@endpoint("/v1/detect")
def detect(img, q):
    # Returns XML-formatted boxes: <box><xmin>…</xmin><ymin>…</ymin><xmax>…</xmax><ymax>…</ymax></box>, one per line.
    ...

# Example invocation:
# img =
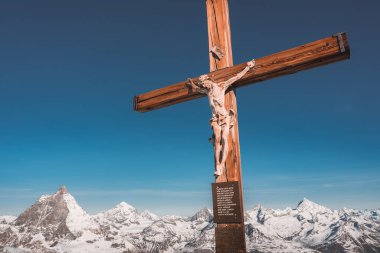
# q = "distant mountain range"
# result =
<box><xmin>0</xmin><ymin>186</ymin><xmax>379</xmax><ymax>253</ymax></box>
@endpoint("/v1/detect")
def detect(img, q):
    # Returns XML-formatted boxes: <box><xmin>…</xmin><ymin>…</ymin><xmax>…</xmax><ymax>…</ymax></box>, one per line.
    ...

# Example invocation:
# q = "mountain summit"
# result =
<box><xmin>1</xmin><ymin>188</ymin><xmax>379</xmax><ymax>253</ymax></box>
<box><xmin>190</xmin><ymin>207</ymin><xmax>213</xmax><ymax>222</ymax></box>
<box><xmin>297</xmin><ymin>198</ymin><xmax>331</xmax><ymax>213</ymax></box>
<box><xmin>58</xmin><ymin>185</ymin><xmax>68</xmax><ymax>194</ymax></box>
<box><xmin>16</xmin><ymin>186</ymin><xmax>98</xmax><ymax>237</ymax></box>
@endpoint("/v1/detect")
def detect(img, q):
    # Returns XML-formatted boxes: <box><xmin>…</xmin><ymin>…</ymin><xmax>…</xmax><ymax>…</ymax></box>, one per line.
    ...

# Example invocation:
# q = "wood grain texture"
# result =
<box><xmin>134</xmin><ymin>33</ymin><xmax>350</xmax><ymax>112</ymax></box>
<box><xmin>215</xmin><ymin>224</ymin><xmax>246</xmax><ymax>253</ymax></box>
<box><xmin>205</xmin><ymin>0</ymin><xmax>247</xmax><ymax>252</ymax></box>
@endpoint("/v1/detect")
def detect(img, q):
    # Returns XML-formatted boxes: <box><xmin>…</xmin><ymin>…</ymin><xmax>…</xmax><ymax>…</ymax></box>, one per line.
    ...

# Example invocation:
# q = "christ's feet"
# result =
<box><xmin>214</xmin><ymin>165</ymin><xmax>223</xmax><ymax>176</ymax></box>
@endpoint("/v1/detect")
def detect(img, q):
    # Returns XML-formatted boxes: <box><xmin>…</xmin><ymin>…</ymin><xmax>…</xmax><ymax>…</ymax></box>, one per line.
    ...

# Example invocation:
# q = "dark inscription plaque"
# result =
<box><xmin>212</xmin><ymin>181</ymin><xmax>242</xmax><ymax>223</ymax></box>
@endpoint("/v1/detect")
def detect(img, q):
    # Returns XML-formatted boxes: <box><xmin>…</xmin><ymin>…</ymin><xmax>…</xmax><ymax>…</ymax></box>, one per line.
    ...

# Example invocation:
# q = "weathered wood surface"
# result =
<box><xmin>215</xmin><ymin>224</ymin><xmax>246</xmax><ymax>253</ymax></box>
<box><xmin>134</xmin><ymin>33</ymin><xmax>350</xmax><ymax>113</ymax></box>
<box><xmin>206</xmin><ymin>0</ymin><xmax>233</xmax><ymax>70</ymax></box>
<box><xmin>205</xmin><ymin>0</ymin><xmax>247</xmax><ymax>252</ymax></box>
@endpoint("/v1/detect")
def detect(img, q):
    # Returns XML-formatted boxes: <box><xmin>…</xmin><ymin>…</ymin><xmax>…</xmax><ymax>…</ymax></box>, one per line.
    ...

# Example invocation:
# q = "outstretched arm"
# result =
<box><xmin>186</xmin><ymin>78</ymin><xmax>206</xmax><ymax>94</ymax></box>
<box><xmin>224</xmin><ymin>60</ymin><xmax>255</xmax><ymax>89</ymax></box>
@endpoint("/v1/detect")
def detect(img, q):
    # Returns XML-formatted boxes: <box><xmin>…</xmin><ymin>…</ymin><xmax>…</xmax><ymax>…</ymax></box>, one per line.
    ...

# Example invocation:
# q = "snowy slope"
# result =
<box><xmin>1</xmin><ymin>188</ymin><xmax>379</xmax><ymax>253</ymax></box>
<box><xmin>245</xmin><ymin>198</ymin><xmax>380</xmax><ymax>253</ymax></box>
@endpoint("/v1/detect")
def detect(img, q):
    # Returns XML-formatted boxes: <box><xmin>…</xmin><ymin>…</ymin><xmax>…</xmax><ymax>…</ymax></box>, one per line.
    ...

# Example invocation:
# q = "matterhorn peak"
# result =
<box><xmin>57</xmin><ymin>185</ymin><xmax>68</xmax><ymax>194</ymax></box>
<box><xmin>15</xmin><ymin>185</ymin><xmax>99</xmax><ymax>240</ymax></box>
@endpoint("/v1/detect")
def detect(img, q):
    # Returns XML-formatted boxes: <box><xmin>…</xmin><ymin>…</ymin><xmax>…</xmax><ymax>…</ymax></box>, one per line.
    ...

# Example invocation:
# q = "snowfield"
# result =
<box><xmin>0</xmin><ymin>187</ymin><xmax>379</xmax><ymax>253</ymax></box>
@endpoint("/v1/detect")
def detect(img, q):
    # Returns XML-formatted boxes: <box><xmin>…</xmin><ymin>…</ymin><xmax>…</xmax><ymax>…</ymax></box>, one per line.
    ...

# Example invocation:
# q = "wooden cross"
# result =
<box><xmin>133</xmin><ymin>0</ymin><xmax>350</xmax><ymax>252</ymax></box>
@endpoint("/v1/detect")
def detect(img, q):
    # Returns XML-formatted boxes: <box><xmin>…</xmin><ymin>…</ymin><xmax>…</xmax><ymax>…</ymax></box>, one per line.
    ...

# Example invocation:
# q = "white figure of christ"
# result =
<box><xmin>186</xmin><ymin>60</ymin><xmax>255</xmax><ymax>176</ymax></box>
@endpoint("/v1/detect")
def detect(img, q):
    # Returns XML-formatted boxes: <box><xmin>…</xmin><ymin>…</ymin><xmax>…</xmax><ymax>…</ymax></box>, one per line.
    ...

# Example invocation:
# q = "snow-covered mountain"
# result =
<box><xmin>245</xmin><ymin>198</ymin><xmax>380</xmax><ymax>253</ymax></box>
<box><xmin>0</xmin><ymin>187</ymin><xmax>379</xmax><ymax>253</ymax></box>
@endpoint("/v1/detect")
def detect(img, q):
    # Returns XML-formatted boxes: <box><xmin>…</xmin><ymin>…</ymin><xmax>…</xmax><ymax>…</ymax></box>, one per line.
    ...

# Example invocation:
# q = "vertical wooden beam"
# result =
<box><xmin>206</xmin><ymin>0</ymin><xmax>247</xmax><ymax>252</ymax></box>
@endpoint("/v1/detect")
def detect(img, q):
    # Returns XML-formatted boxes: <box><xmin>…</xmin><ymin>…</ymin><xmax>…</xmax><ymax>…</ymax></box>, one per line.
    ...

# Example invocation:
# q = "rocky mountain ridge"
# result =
<box><xmin>0</xmin><ymin>187</ymin><xmax>379</xmax><ymax>253</ymax></box>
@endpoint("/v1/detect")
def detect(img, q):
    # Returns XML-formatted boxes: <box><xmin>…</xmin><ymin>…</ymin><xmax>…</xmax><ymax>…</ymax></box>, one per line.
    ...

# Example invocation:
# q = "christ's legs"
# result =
<box><xmin>219</xmin><ymin>124</ymin><xmax>229</xmax><ymax>173</ymax></box>
<box><xmin>211</xmin><ymin>121</ymin><xmax>222</xmax><ymax>176</ymax></box>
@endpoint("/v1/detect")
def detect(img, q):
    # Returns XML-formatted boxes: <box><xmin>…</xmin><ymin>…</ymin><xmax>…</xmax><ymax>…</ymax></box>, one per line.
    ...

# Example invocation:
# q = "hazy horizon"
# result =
<box><xmin>2</xmin><ymin>185</ymin><xmax>380</xmax><ymax>217</ymax></box>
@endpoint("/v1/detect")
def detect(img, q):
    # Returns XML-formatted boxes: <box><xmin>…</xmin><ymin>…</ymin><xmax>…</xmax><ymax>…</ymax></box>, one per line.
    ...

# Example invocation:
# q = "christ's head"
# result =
<box><xmin>199</xmin><ymin>74</ymin><xmax>209</xmax><ymax>82</ymax></box>
<box><xmin>198</xmin><ymin>74</ymin><xmax>211</xmax><ymax>88</ymax></box>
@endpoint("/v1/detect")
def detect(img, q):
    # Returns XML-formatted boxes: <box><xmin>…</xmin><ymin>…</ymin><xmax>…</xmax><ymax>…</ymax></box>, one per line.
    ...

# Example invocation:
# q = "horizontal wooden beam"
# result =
<box><xmin>134</xmin><ymin>33</ymin><xmax>350</xmax><ymax>112</ymax></box>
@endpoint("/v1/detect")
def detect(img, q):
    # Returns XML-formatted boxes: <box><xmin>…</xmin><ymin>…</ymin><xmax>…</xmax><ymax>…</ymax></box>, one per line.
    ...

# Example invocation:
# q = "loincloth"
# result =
<box><xmin>210</xmin><ymin>110</ymin><xmax>235</xmax><ymax>128</ymax></box>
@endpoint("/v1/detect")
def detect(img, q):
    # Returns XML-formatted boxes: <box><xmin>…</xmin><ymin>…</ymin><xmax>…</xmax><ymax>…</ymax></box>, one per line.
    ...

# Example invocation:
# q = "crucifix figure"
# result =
<box><xmin>186</xmin><ymin>60</ymin><xmax>256</xmax><ymax>177</ymax></box>
<box><xmin>133</xmin><ymin>0</ymin><xmax>349</xmax><ymax>251</ymax></box>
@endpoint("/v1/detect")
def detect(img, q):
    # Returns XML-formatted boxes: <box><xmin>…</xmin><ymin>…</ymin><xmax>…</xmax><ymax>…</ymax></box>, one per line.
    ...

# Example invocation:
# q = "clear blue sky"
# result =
<box><xmin>1</xmin><ymin>0</ymin><xmax>379</xmax><ymax>216</ymax></box>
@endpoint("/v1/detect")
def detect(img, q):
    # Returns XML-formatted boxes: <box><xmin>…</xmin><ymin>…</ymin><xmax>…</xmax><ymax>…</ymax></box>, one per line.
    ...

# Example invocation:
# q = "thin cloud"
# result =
<box><xmin>0</xmin><ymin>188</ymin><xmax>36</xmax><ymax>198</ymax></box>
<box><xmin>0</xmin><ymin>188</ymin><xmax>33</xmax><ymax>192</ymax></box>
<box><xmin>244</xmin><ymin>188</ymin><xmax>301</xmax><ymax>194</ymax></box>
<box><xmin>72</xmin><ymin>189</ymin><xmax>208</xmax><ymax>197</ymax></box>
<box><xmin>249</xmin><ymin>173</ymin><xmax>380</xmax><ymax>186</ymax></box>
<box><xmin>244</xmin><ymin>177</ymin><xmax>380</xmax><ymax>194</ymax></box>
